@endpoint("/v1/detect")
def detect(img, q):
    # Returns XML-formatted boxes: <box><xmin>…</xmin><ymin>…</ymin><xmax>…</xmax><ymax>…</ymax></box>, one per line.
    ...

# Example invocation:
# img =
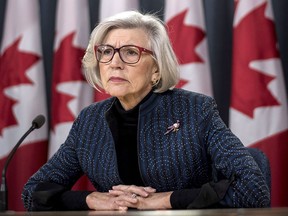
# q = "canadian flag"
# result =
<box><xmin>49</xmin><ymin>0</ymin><xmax>93</xmax><ymax>157</ymax></box>
<box><xmin>49</xmin><ymin>0</ymin><xmax>93</xmax><ymax>190</ymax></box>
<box><xmin>230</xmin><ymin>0</ymin><xmax>288</xmax><ymax>206</ymax></box>
<box><xmin>96</xmin><ymin>0</ymin><xmax>139</xmax><ymax>102</ymax></box>
<box><xmin>100</xmin><ymin>0</ymin><xmax>139</xmax><ymax>20</ymax></box>
<box><xmin>0</xmin><ymin>0</ymin><xmax>48</xmax><ymax>211</ymax></box>
<box><xmin>164</xmin><ymin>0</ymin><xmax>213</xmax><ymax>96</ymax></box>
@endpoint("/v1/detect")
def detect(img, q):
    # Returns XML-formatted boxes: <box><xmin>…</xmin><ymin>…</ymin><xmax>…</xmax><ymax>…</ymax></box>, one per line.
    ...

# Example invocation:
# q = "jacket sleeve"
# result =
<box><xmin>198</xmin><ymin>95</ymin><xmax>270</xmax><ymax>208</ymax></box>
<box><xmin>22</xmin><ymin>114</ymin><xmax>86</xmax><ymax>211</ymax></box>
<box><xmin>30</xmin><ymin>182</ymin><xmax>91</xmax><ymax>211</ymax></box>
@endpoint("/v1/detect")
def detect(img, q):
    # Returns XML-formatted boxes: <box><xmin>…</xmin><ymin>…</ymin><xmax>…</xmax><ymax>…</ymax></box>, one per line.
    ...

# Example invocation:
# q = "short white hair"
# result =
<box><xmin>82</xmin><ymin>10</ymin><xmax>180</xmax><ymax>93</ymax></box>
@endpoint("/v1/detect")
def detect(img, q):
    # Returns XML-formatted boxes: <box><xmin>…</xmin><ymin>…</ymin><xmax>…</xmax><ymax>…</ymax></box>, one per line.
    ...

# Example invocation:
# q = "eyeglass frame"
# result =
<box><xmin>94</xmin><ymin>44</ymin><xmax>154</xmax><ymax>64</ymax></box>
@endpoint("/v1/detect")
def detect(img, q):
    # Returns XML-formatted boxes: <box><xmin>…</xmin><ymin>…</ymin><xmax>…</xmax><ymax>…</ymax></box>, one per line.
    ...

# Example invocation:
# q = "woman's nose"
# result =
<box><xmin>109</xmin><ymin>51</ymin><xmax>124</xmax><ymax>66</ymax></box>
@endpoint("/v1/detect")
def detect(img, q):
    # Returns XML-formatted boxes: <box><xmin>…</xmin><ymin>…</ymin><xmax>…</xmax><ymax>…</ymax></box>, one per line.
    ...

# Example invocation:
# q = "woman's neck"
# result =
<box><xmin>117</xmin><ymin>89</ymin><xmax>153</xmax><ymax>111</ymax></box>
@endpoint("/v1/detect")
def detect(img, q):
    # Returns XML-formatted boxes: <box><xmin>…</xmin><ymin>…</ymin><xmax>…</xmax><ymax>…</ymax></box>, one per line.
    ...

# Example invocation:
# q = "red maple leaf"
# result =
<box><xmin>51</xmin><ymin>32</ymin><xmax>86</xmax><ymax>130</ymax></box>
<box><xmin>175</xmin><ymin>79</ymin><xmax>188</xmax><ymax>89</ymax></box>
<box><xmin>167</xmin><ymin>9</ymin><xmax>205</xmax><ymax>88</ymax></box>
<box><xmin>0</xmin><ymin>37</ymin><xmax>40</xmax><ymax>135</ymax></box>
<box><xmin>167</xmin><ymin>9</ymin><xmax>205</xmax><ymax>65</ymax></box>
<box><xmin>231</xmin><ymin>3</ymin><xmax>280</xmax><ymax>118</ymax></box>
<box><xmin>94</xmin><ymin>91</ymin><xmax>110</xmax><ymax>102</ymax></box>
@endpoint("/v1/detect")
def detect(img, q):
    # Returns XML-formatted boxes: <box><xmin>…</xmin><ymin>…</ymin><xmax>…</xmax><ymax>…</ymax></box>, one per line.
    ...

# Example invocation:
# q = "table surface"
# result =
<box><xmin>1</xmin><ymin>208</ymin><xmax>288</xmax><ymax>216</ymax></box>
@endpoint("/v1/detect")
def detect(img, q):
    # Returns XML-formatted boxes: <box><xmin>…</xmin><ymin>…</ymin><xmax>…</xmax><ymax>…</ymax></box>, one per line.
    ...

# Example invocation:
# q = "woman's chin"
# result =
<box><xmin>105</xmin><ymin>89</ymin><xmax>129</xmax><ymax>98</ymax></box>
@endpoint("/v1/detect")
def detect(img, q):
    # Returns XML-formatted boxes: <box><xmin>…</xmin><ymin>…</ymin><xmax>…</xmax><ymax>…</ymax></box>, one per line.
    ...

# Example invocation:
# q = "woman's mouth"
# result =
<box><xmin>108</xmin><ymin>76</ymin><xmax>127</xmax><ymax>83</ymax></box>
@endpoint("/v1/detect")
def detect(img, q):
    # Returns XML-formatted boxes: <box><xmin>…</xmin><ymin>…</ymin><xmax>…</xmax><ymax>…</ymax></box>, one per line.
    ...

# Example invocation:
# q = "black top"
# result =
<box><xmin>113</xmin><ymin>98</ymin><xmax>144</xmax><ymax>186</ymax></box>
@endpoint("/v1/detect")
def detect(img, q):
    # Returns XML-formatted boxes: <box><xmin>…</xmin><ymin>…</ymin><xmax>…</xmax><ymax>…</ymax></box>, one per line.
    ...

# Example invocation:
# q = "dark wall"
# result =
<box><xmin>1</xmin><ymin>0</ymin><xmax>287</xmax><ymax>125</ymax></box>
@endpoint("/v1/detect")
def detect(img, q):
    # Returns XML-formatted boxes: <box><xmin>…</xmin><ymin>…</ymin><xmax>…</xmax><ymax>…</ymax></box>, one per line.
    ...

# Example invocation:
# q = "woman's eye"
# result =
<box><xmin>103</xmin><ymin>49</ymin><xmax>113</xmax><ymax>55</ymax></box>
<box><xmin>126</xmin><ymin>49</ymin><xmax>138</xmax><ymax>56</ymax></box>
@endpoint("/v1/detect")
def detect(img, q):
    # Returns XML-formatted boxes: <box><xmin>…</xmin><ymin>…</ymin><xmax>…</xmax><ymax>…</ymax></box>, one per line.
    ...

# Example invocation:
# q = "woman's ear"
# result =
<box><xmin>151</xmin><ymin>70</ymin><xmax>160</xmax><ymax>86</ymax></box>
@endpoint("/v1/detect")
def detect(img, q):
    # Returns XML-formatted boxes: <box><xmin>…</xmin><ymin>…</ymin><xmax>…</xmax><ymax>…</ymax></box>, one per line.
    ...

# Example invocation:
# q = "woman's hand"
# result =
<box><xmin>86</xmin><ymin>191</ymin><xmax>138</xmax><ymax>211</ymax></box>
<box><xmin>109</xmin><ymin>184</ymin><xmax>173</xmax><ymax>210</ymax></box>
<box><xmin>110</xmin><ymin>184</ymin><xmax>156</xmax><ymax>198</ymax></box>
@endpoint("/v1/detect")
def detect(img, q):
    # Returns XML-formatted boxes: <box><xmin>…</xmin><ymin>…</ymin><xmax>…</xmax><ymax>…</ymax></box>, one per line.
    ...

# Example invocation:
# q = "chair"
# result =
<box><xmin>247</xmin><ymin>147</ymin><xmax>271</xmax><ymax>200</ymax></box>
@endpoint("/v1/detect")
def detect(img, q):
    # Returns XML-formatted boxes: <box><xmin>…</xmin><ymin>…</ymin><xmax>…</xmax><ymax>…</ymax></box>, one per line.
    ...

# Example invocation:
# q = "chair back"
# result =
<box><xmin>247</xmin><ymin>147</ymin><xmax>271</xmax><ymax>203</ymax></box>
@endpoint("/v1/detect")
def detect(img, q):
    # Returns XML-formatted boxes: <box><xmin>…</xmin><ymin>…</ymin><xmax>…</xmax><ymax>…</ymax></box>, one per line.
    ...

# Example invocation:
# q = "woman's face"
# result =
<box><xmin>98</xmin><ymin>28</ymin><xmax>158</xmax><ymax>110</ymax></box>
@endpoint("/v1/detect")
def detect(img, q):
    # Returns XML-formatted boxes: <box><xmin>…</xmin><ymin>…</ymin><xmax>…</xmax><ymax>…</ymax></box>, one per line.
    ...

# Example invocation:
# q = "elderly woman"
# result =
<box><xmin>22</xmin><ymin>11</ymin><xmax>270</xmax><ymax>211</ymax></box>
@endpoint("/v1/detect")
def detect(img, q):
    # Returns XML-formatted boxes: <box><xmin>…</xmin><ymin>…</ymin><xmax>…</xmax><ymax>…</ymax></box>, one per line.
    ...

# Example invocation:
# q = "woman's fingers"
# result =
<box><xmin>111</xmin><ymin>184</ymin><xmax>156</xmax><ymax>197</ymax></box>
<box><xmin>143</xmin><ymin>186</ymin><xmax>156</xmax><ymax>193</ymax></box>
<box><xmin>86</xmin><ymin>191</ymin><xmax>131</xmax><ymax>211</ymax></box>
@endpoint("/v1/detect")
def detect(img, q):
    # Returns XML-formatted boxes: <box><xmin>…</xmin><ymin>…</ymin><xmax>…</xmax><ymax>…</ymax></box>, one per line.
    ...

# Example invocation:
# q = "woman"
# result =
<box><xmin>22</xmin><ymin>10</ymin><xmax>270</xmax><ymax>211</ymax></box>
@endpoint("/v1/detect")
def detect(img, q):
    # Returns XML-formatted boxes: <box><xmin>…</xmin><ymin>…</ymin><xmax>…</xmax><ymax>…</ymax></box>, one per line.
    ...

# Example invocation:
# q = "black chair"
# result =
<box><xmin>247</xmin><ymin>147</ymin><xmax>271</xmax><ymax>204</ymax></box>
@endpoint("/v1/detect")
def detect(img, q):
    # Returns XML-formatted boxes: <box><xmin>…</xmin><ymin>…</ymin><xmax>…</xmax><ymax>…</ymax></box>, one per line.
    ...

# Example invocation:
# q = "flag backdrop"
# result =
<box><xmin>49</xmin><ymin>0</ymin><xmax>92</xmax><ymax>158</ymax></box>
<box><xmin>49</xmin><ymin>0</ymin><xmax>94</xmax><ymax>191</ymax></box>
<box><xmin>0</xmin><ymin>0</ymin><xmax>288</xmax><ymax>210</ymax></box>
<box><xmin>164</xmin><ymin>0</ymin><xmax>213</xmax><ymax>96</ymax></box>
<box><xmin>100</xmin><ymin>0</ymin><xmax>139</xmax><ymax>20</ymax></box>
<box><xmin>230</xmin><ymin>0</ymin><xmax>288</xmax><ymax>206</ymax></box>
<box><xmin>0</xmin><ymin>0</ymin><xmax>48</xmax><ymax>211</ymax></box>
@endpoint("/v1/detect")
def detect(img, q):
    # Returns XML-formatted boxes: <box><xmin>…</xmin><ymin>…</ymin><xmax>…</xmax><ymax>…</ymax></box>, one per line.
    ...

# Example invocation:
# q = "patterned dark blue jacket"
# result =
<box><xmin>22</xmin><ymin>89</ymin><xmax>270</xmax><ymax>210</ymax></box>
